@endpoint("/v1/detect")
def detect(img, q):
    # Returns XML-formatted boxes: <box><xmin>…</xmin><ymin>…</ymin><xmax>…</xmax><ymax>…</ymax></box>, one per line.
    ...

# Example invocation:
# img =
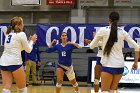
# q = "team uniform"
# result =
<box><xmin>0</xmin><ymin>31</ymin><xmax>33</xmax><ymax>72</ymax></box>
<box><xmin>90</xmin><ymin>26</ymin><xmax>139</xmax><ymax>74</ymax></box>
<box><xmin>46</xmin><ymin>43</ymin><xmax>78</xmax><ymax>81</ymax></box>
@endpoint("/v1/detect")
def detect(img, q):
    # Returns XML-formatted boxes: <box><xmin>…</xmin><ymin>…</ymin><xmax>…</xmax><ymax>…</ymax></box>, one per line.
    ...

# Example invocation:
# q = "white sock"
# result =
<box><xmin>2</xmin><ymin>89</ymin><xmax>11</xmax><ymax>93</ymax></box>
<box><xmin>19</xmin><ymin>87</ymin><xmax>27</xmax><ymax>93</ymax></box>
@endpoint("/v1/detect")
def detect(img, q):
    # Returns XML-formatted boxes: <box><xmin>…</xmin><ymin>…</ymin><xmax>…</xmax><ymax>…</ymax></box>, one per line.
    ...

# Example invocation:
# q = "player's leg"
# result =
<box><xmin>70</xmin><ymin>78</ymin><xmax>80</xmax><ymax>93</ymax></box>
<box><xmin>1</xmin><ymin>70</ymin><xmax>13</xmax><ymax>93</ymax></box>
<box><xmin>94</xmin><ymin>64</ymin><xmax>102</xmax><ymax>93</ymax></box>
<box><xmin>110</xmin><ymin>68</ymin><xmax>123</xmax><ymax>93</ymax></box>
<box><xmin>101</xmin><ymin>72</ymin><xmax>113</xmax><ymax>93</ymax></box>
<box><xmin>94</xmin><ymin>57</ymin><xmax>102</xmax><ymax>93</ymax></box>
<box><xmin>12</xmin><ymin>66</ymin><xmax>27</xmax><ymax>93</ymax></box>
<box><xmin>109</xmin><ymin>74</ymin><xmax>122</xmax><ymax>93</ymax></box>
<box><xmin>56</xmin><ymin>65</ymin><xmax>64</xmax><ymax>93</ymax></box>
<box><xmin>66</xmin><ymin>66</ymin><xmax>80</xmax><ymax>93</ymax></box>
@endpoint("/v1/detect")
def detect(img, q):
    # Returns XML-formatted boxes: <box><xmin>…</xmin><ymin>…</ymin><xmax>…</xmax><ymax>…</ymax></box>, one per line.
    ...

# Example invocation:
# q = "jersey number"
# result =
<box><xmin>62</xmin><ymin>51</ymin><xmax>66</xmax><ymax>56</ymax></box>
<box><xmin>6</xmin><ymin>35</ymin><xmax>12</xmax><ymax>43</ymax></box>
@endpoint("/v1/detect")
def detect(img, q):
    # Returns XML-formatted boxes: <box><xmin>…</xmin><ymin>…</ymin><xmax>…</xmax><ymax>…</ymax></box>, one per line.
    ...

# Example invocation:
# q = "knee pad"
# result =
<box><xmin>102</xmin><ymin>91</ymin><xmax>110</xmax><ymax>93</ymax></box>
<box><xmin>72</xmin><ymin>82</ymin><xmax>78</xmax><ymax>87</ymax></box>
<box><xmin>94</xmin><ymin>79</ymin><xmax>99</xmax><ymax>85</ymax></box>
<box><xmin>19</xmin><ymin>87</ymin><xmax>27</xmax><ymax>93</ymax></box>
<box><xmin>2</xmin><ymin>89</ymin><xmax>11</xmax><ymax>93</ymax></box>
<box><xmin>66</xmin><ymin>70</ymin><xmax>75</xmax><ymax>81</ymax></box>
<box><xmin>110</xmin><ymin>90</ymin><xmax>117</xmax><ymax>93</ymax></box>
<box><xmin>56</xmin><ymin>83</ymin><xmax>62</xmax><ymax>88</ymax></box>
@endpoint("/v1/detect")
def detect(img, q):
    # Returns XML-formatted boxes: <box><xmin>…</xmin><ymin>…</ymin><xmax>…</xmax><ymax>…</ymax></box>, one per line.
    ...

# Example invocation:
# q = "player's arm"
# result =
<box><xmin>46</xmin><ymin>39</ymin><xmax>57</xmax><ymax>53</ymax></box>
<box><xmin>20</xmin><ymin>32</ymin><xmax>37</xmax><ymax>53</ymax></box>
<box><xmin>67</xmin><ymin>41</ymin><xmax>82</xmax><ymax>48</ymax></box>
<box><xmin>48</xmin><ymin>39</ymin><xmax>57</xmax><ymax>48</ymax></box>
<box><xmin>84</xmin><ymin>39</ymin><xmax>91</xmax><ymax>45</ymax></box>
<box><xmin>84</xmin><ymin>32</ymin><xmax>95</xmax><ymax>44</ymax></box>
<box><xmin>84</xmin><ymin>39</ymin><xmax>102</xmax><ymax>48</ymax></box>
<box><xmin>124</xmin><ymin>32</ymin><xmax>139</xmax><ymax>70</ymax></box>
<box><xmin>89</xmin><ymin>33</ymin><xmax>102</xmax><ymax>49</ymax></box>
<box><xmin>85</xmin><ymin>31</ymin><xmax>102</xmax><ymax>47</ymax></box>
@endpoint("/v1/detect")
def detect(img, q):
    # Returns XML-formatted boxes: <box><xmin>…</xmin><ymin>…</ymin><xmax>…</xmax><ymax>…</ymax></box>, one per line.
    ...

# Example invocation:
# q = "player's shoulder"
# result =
<box><xmin>55</xmin><ymin>44</ymin><xmax>61</xmax><ymax>48</ymax></box>
<box><xmin>118</xmin><ymin>26</ymin><xmax>123</xmax><ymax>30</ymax></box>
<box><xmin>99</xmin><ymin>26</ymin><xmax>108</xmax><ymax>30</ymax></box>
<box><xmin>99</xmin><ymin>26</ymin><xmax>109</xmax><ymax>31</ymax></box>
<box><xmin>17</xmin><ymin>32</ymin><xmax>26</xmax><ymax>37</ymax></box>
<box><xmin>67</xmin><ymin>43</ymin><xmax>75</xmax><ymax>48</ymax></box>
<box><xmin>97</xmin><ymin>26</ymin><xmax>109</xmax><ymax>34</ymax></box>
<box><xmin>118</xmin><ymin>27</ymin><xmax>128</xmax><ymax>35</ymax></box>
<box><xmin>17</xmin><ymin>32</ymin><xmax>26</xmax><ymax>35</ymax></box>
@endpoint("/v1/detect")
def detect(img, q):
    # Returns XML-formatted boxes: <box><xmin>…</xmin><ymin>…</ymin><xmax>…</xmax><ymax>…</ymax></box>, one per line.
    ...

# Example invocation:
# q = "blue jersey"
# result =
<box><xmin>46</xmin><ymin>44</ymin><xmax>76</xmax><ymax>66</ymax></box>
<box><xmin>25</xmin><ymin>43</ymin><xmax>40</xmax><ymax>64</ymax></box>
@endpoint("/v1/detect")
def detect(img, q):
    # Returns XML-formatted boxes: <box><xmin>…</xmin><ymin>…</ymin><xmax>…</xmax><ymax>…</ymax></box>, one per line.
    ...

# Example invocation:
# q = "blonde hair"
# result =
<box><xmin>6</xmin><ymin>16</ymin><xmax>23</xmax><ymax>34</ymax></box>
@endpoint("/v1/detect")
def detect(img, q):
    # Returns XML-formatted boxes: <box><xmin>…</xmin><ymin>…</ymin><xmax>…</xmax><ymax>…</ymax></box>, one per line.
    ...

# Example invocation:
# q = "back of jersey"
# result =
<box><xmin>0</xmin><ymin>32</ymin><xmax>28</xmax><ymax>66</ymax></box>
<box><xmin>4</xmin><ymin>32</ymin><xmax>22</xmax><ymax>54</ymax></box>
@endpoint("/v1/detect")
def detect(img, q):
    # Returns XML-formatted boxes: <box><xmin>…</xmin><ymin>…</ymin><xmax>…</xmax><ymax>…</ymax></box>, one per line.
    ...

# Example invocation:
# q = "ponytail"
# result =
<box><xmin>103</xmin><ymin>12</ymin><xmax>119</xmax><ymax>56</ymax></box>
<box><xmin>104</xmin><ymin>21</ymin><xmax>118</xmax><ymax>56</ymax></box>
<box><xmin>6</xmin><ymin>26</ymin><xmax>13</xmax><ymax>34</ymax></box>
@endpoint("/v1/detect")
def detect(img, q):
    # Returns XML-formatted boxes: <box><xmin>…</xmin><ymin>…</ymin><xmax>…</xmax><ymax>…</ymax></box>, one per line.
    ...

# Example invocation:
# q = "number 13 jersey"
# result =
<box><xmin>0</xmin><ymin>32</ymin><xmax>33</xmax><ymax>66</ymax></box>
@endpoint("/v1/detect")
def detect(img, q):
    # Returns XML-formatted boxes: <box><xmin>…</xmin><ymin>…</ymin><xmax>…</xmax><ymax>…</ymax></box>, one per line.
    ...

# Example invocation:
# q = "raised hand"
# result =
<box><xmin>84</xmin><ymin>39</ymin><xmax>91</xmax><ymax>44</ymax></box>
<box><xmin>30</xmin><ymin>34</ymin><xmax>37</xmax><ymax>43</ymax></box>
<box><xmin>52</xmin><ymin>39</ymin><xmax>57</xmax><ymax>44</ymax></box>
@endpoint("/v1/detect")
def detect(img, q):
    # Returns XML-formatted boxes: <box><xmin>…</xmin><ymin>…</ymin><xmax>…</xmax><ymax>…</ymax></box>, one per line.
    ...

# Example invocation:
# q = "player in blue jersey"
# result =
<box><xmin>46</xmin><ymin>32</ymin><xmax>82</xmax><ymax>93</ymax></box>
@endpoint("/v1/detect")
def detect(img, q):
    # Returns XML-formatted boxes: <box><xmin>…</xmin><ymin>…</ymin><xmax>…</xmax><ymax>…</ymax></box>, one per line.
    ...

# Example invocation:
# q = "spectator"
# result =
<box><xmin>25</xmin><ymin>42</ymin><xmax>41</xmax><ymax>86</ymax></box>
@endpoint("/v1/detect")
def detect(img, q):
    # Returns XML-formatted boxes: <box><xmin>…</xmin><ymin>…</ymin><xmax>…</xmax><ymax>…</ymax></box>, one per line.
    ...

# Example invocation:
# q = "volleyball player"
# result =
<box><xmin>0</xmin><ymin>16</ymin><xmax>37</xmax><ymax>93</ymax></box>
<box><xmin>84</xmin><ymin>32</ymin><xmax>102</xmax><ymax>93</ymax></box>
<box><xmin>46</xmin><ymin>32</ymin><xmax>82</xmax><ymax>93</ymax></box>
<box><xmin>89</xmin><ymin>12</ymin><xmax>139</xmax><ymax>93</ymax></box>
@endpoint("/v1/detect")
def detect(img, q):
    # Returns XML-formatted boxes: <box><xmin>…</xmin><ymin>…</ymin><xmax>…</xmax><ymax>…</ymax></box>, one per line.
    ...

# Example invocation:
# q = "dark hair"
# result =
<box><xmin>60</xmin><ymin>32</ymin><xmax>67</xmax><ymax>37</ymax></box>
<box><xmin>6</xmin><ymin>16</ymin><xmax>23</xmax><ymax>34</ymax></box>
<box><xmin>103</xmin><ymin>12</ymin><xmax>120</xmax><ymax>56</ymax></box>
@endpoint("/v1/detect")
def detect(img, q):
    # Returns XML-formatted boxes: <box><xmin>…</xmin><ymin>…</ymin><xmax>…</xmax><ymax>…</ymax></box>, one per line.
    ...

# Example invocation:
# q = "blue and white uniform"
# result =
<box><xmin>47</xmin><ymin>43</ymin><xmax>79</xmax><ymax>80</ymax></box>
<box><xmin>47</xmin><ymin>44</ymin><xmax>77</xmax><ymax>66</ymax></box>
<box><xmin>90</xmin><ymin>26</ymin><xmax>139</xmax><ymax>74</ymax></box>
<box><xmin>0</xmin><ymin>31</ymin><xmax>33</xmax><ymax>72</ymax></box>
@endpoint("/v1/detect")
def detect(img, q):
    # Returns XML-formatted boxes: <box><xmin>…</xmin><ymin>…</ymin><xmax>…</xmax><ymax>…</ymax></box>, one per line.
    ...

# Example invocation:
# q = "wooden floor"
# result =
<box><xmin>0</xmin><ymin>85</ymin><xmax>92</xmax><ymax>93</ymax></box>
<box><xmin>0</xmin><ymin>85</ymin><xmax>140</xmax><ymax>93</ymax></box>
